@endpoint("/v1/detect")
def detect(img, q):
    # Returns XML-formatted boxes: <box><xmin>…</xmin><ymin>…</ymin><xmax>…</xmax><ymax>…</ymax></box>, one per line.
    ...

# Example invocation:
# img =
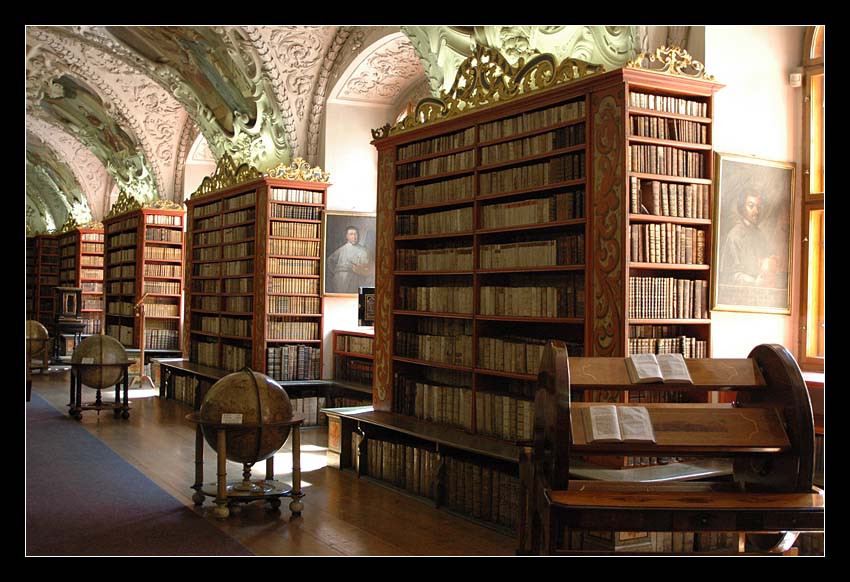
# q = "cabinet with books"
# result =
<box><xmin>332</xmin><ymin>329</ymin><xmax>375</xmax><ymax>404</ymax></box>
<box><xmin>185</xmin><ymin>156</ymin><xmax>329</xmax><ymax>380</ymax></box>
<box><xmin>103</xmin><ymin>195</ymin><xmax>186</xmax><ymax>350</ymax></box>
<box><xmin>57</xmin><ymin>220</ymin><xmax>105</xmax><ymax>335</ymax></box>
<box><xmin>34</xmin><ymin>233</ymin><xmax>59</xmax><ymax>335</ymax></box>
<box><xmin>366</xmin><ymin>47</ymin><xmax>723</xmax><ymax>528</ymax></box>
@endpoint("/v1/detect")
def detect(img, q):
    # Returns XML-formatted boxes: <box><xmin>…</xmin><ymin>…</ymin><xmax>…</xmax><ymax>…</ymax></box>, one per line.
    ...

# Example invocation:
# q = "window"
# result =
<box><xmin>799</xmin><ymin>26</ymin><xmax>824</xmax><ymax>371</ymax></box>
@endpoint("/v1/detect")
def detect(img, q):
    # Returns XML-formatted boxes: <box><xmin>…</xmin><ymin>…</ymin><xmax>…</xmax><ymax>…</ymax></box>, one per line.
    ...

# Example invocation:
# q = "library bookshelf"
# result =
<box><xmin>358</xmin><ymin>46</ymin><xmax>724</xmax><ymax>531</ymax></box>
<box><xmin>332</xmin><ymin>328</ymin><xmax>375</xmax><ymax>404</ymax></box>
<box><xmin>103</xmin><ymin>195</ymin><xmax>186</xmax><ymax>350</ymax></box>
<box><xmin>184</xmin><ymin>156</ymin><xmax>329</xmax><ymax>381</ymax></box>
<box><xmin>33</xmin><ymin>233</ymin><xmax>60</xmax><ymax>336</ymax></box>
<box><xmin>57</xmin><ymin>219</ymin><xmax>105</xmax><ymax>335</ymax></box>
<box><xmin>26</xmin><ymin>236</ymin><xmax>36</xmax><ymax>321</ymax></box>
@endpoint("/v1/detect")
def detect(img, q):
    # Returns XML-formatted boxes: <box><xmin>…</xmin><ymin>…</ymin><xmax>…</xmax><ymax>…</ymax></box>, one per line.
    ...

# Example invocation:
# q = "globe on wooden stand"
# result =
<box><xmin>26</xmin><ymin>320</ymin><xmax>50</xmax><ymax>373</ymax></box>
<box><xmin>186</xmin><ymin>368</ymin><xmax>305</xmax><ymax>519</ymax></box>
<box><xmin>68</xmin><ymin>334</ymin><xmax>132</xmax><ymax>420</ymax></box>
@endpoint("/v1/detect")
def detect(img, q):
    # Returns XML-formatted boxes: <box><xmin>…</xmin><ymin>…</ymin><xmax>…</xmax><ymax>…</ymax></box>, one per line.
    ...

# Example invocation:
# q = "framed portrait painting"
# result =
<box><xmin>323</xmin><ymin>211</ymin><xmax>376</xmax><ymax>296</ymax></box>
<box><xmin>711</xmin><ymin>153</ymin><xmax>795</xmax><ymax>314</ymax></box>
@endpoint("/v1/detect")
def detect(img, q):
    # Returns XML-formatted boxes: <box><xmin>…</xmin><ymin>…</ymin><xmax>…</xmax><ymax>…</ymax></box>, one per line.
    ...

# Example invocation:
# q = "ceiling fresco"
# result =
<box><xmin>25</xmin><ymin>25</ymin><xmax>679</xmax><ymax>235</ymax></box>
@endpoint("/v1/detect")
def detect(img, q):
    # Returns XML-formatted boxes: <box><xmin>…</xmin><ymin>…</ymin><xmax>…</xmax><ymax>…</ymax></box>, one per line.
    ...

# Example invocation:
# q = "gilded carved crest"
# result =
<box><xmin>105</xmin><ymin>190</ymin><xmax>143</xmax><ymax>219</ymax></box>
<box><xmin>59</xmin><ymin>215</ymin><xmax>80</xmax><ymax>233</ymax></box>
<box><xmin>627</xmin><ymin>45</ymin><xmax>715</xmax><ymax>80</ymax></box>
<box><xmin>266</xmin><ymin>157</ymin><xmax>330</xmax><ymax>183</ymax></box>
<box><xmin>372</xmin><ymin>46</ymin><xmax>604</xmax><ymax>138</ymax></box>
<box><xmin>191</xmin><ymin>153</ymin><xmax>263</xmax><ymax>199</ymax></box>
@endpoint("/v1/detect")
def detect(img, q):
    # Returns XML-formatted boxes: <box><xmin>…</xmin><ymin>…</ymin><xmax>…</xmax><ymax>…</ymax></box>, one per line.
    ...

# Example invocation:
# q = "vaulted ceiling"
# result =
<box><xmin>25</xmin><ymin>25</ymin><xmax>675</xmax><ymax>234</ymax></box>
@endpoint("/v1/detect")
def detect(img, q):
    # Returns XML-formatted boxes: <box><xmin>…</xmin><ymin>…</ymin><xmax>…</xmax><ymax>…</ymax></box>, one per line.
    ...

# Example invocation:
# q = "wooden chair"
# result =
<box><xmin>518</xmin><ymin>341</ymin><xmax>824</xmax><ymax>555</ymax></box>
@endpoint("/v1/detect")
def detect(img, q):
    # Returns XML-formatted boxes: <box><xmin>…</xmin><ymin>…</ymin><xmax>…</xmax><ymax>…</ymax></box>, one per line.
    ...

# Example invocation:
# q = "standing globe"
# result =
<box><xmin>199</xmin><ymin>369</ymin><xmax>294</xmax><ymax>465</ymax></box>
<box><xmin>26</xmin><ymin>320</ymin><xmax>49</xmax><ymax>359</ymax></box>
<box><xmin>71</xmin><ymin>334</ymin><xmax>128</xmax><ymax>389</ymax></box>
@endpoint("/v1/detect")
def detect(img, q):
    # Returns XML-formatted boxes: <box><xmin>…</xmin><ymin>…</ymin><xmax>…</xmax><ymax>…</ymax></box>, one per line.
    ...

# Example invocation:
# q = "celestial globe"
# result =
<box><xmin>71</xmin><ymin>334</ymin><xmax>128</xmax><ymax>389</ymax></box>
<box><xmin>26</xmin><ymin>320</ymin><xmax>49</xmax><ymax>359</ymax></box>
<box><xmin>199</xmin><ymin>369</ymin><xmax>293</xmax><ymax>465</ymax></box>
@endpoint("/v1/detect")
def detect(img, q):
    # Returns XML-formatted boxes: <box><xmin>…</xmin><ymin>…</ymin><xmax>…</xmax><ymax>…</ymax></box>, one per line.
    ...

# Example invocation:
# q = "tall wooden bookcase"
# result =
<box><xmin>332</xmin><ymin>329</ymin><xmax>375</xmax><ymax>403</ymax></box>
<box><xmin>26</xmin><ymin>236</ymin><xmax>37</xmax><ymax>321</ymax></box>
<box><xmin>33</xmin><ymin>233</ymin><xmax>60</xmax><ymax>335</ymax></box>
<box><xmin>184</xmin><ymin>156</ymin><xmax>329</xmax><ymax>379</ymax></box>
<box><xmin>364</xmin><ymin>47</ymin><xmax>723</xmax><ymax>531</ymax></box>
<box><xmin>57</xmin><ymin>220</ymin><xmax>105</xmax><ymax>335</ymax></box>
<box><xmin>103</xmin><ymin>195</ymin><xmax>186</xmax><ymax>350</ymax></box>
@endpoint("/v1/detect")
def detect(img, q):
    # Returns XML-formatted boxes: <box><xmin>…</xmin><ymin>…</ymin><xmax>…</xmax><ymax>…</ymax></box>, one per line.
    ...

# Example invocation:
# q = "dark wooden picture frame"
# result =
<box><xmin>712</xmin><ymin>153</ymin><xmax>795</xmax><ymax>314</ymax></box>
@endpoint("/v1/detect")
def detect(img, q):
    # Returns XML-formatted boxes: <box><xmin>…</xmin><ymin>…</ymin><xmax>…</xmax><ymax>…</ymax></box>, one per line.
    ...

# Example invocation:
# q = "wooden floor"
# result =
<box><xmin>26</xmin><ymin>368</ymin><xmax>518</xmax><ymax>557</ymax></box>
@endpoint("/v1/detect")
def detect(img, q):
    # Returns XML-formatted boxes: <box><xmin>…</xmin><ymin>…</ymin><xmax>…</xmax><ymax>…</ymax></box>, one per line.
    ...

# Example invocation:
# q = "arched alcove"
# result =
<box><xmin>182</xmin><ymin>133</ymin><xmax>218</xmax><ymax>200</ymax></box>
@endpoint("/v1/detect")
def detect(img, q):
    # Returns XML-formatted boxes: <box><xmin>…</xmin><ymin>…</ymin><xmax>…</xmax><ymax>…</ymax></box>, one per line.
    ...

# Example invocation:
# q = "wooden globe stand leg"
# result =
<box><xmin>191</xmin><ymin>425</ymin><xmax>206</xmax><ymax>506</ymax></box>
<box><xmin>289</xmin><ymin>425</ymin><xmax>304</xmax><ymax>517</ymax></box>
<box><xmin>214</xmin><ymin>429</ymin><xmax>230</xmax><ymax>519</ymax></box>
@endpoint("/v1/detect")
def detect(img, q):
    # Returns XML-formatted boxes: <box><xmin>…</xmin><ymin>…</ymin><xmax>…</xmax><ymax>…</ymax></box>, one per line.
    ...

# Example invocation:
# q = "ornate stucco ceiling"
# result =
<box><xmin>25</xmin><ymin>25</ymin><xmax>680</xmax><ymax>235</ymax></box>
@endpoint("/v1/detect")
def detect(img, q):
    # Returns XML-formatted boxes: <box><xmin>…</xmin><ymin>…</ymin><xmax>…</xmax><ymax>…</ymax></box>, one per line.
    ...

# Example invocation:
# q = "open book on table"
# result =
<box><xmin>626</xmin><ymin>353</ymin><xmax>693</xmax><ymax>384</ymax></box>
<box><xmin>583</xmin><ymin>405</ymin><xmax>656</xmax><ymax>444</ymax></box>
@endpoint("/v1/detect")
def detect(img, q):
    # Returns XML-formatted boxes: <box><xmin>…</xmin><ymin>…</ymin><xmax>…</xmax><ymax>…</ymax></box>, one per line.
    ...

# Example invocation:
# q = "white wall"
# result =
<box><xmin>320</xmin><ymin>101</ymin><xmax>393</xmax><ymax>377</ymax></box>
<box><xmin>705</xmin><ymin>25</ymin><xmax>806</xmax><ymax>358</ymax></box>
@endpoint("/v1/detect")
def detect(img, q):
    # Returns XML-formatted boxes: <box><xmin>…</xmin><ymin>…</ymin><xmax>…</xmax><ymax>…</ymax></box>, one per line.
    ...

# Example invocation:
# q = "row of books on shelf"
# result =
<box><xmin>82</xmin><ymin>281</ymin><xmax>103</xmax><ymax>293</ymax></box>
<box><xmin>480</xmin><ymin>188</ymin><xmax>585</xmax><ymax>229</ymax></box>
<box><xmin>145</xmin><ymin>280</ymin><xmax>180</xmax><ymax>295</ymax></box>
<box><xmin>146</xmin><ymin>227</ymin><xmax>183</xmax><ymax>242</ymax></box>
<box><xmin>108</xmin><ymin>248</ymin><xmax>136</xmax><ymax>264</ymax></box>
<box><xmin>395</xmin><ymin>330</ymin><xmax>473</xmax><ymax>368</ymax></box>
<box><xmin>479</xmin><ymin>153</ymin><xmax>585</xmax><ymax>195</ymax></box>
<box><xmin>269</xmin><ymin>257</ymin><xmax>319</xmax><ymax>275</ymax></box>
<box><xmin>80</xmin><ymin>232</ymin><xmax>104</xmax><ymax>242</ymax></box>
<box><xmin>396</xmin><ymin>246</ymin><xmax>473</xmax><ymax>271</ymax></box>
<box><xmin>629</xmin><ymin>223</ymin><xmax>705</xmax><ymax>264</ymax></box>
<box><xmin>628</xmin><ymin>276</ymin><xmax>709</xmax><ymax>320</ymax></box>
<box><xmin>267</xmin><ymin>317</ymin><xmax>320</xmax><ymax>341</ymax></box>
<box><xmin>477</xmin><ymin>335</ymin><xmax>552</xmax><ymax>376</ymax></box>
<box><xmin>144</xmin><ymin>329</ymin><xmax>179</xmax><ymax>350</ymax></box>
<box><xmin>82</xmin><ymin>318</ymin><xmax>102</xmax><ymax>334</ymax></box>
<box><xmin>629</xmin><ymin>91</ymin><xmax>708</xmax><ymax>118</ymax></box>
<box><xmin>628</xmin><ymin>145</ymin><xmax>705</xmax><ymax>178</ymax></box>
<box><xmin>393</xmin><ymin>375</ymin><xmax>472</xmax><ymax>430</ymax></box>
<box><xmin>270</xmin><ymin>220</ymin><xmax>320</xmax><ymax>238</ymax></box>
<box><xmin>631</xmin><ymin>178</ymin><xmax>710</xmax><ymax>219</ymax></box>
<box><xmin>396</xmin><ymin>149</ymin><xmax>475</xmax><ymax>181</ymax></box>
<box><xmin>362</xmin><ymin>436</ymin><xmax>521</xmax><ymax>531</ymax></box>
<box><xmin>630</xmin><ymin>115</ymin><xmax>707</xmax><ymax>144</ymax></box>
<box><xmin>265</xmin><ymin>344</ymin><xmax>321</xmax><ymax>381</ymax></box>
<box><xmin>143</xmin><ymin>263</ymin><xmax>181</xmax><ymax>278</ymax></box>
<box><xmin>334</xmin><ymin>334</ymin><xmax>374</xmax><ymax>355</ymax></box>
<box><xmin>144</xmin><ymin>302</ymin><xmax>180</xmax><ymax>317</ymax></box>
<box><xmin>397</xmin><ymin>127</ymin><xmax>476</xmax><ymax>161</ymax></box>
<box><xmin>82</xmin><ymin>298</ymin><xmax>103</xmax><ymax>310</ymax></box>
<box><xmin>270</xmin><ymin>205</ymin><xmax>322</xmax><ymax>220</ymax></box>
<box><xmin>476</xmin><ymin>391</ymin><xmax>534</xmax><ymax>442</ymax></box>
<box><xmin>108</xmin><ymin>232</ymin><xmax>138</xmax><ymax>248</ymax></box>
<box><xmin>192</xmin><ymin>315</ymin><xmax>248</xmax><ymax>336</ymax></box>
<box><xmin>396</xmin><ymin>206</ymin><xmax>472</xmax><ymax>236</ymax></box>
<box><xmin>564</xmin><ymin>530</ymin><xmax>697</xmax><ymax>553</ymax></box>
<box><xmin>396</xmin><ymin>175</ymin><xmax>474</xmax><ymax>207</ymax></box>
<box><xmin>145</xmin><ymin>246</ymin><xmax>182</xmax><ymax>261</ymax></box>
<box><xmin>398</xmin><ymin>285</ymin><xmax>472</xmax><ymax>314</ymax></box>
<box><xmin>81</xmin><ymin>242</ymin><xmax>104</xmax><ymax>253</ymax></box>
<box><xmin>192</xmin><ymin>342</ymin><xmax>250</xmax><ymax>372</ymax></box>
<box><xmin>81</xmin><ymin>255</ymin><xmax>103</xmax><ymax>266</ymax></box>
<box><xmin>80</xmin><ymin>269</ymin><xmax>103</xmax><ymax>280</ymax></box>
<box><xmin>480</xmin><ymin>279</ymin><xmax>585</xmax><ymax>318</ymax></box>
<box><xmin>145</xmin><ymin>213</ymin><xmax>183</xmax><ymax>226</ymax></box>
<box><xmin>269</xmin><ymin>238</ymin><xmax>320</xmax><ymax>257</ymax></box>
<box><xmin>108</xmin><ymin>265</ymin><xmax>135</xmax><ymax>279</ymax></box>
<box><xmin>479</xmin><ymin>233</ymin><xmax>585</xmax><ymax>268</ymax></box>
<box><xmin>479</xmin><ymin>99</ymin><xmax>585</xmax><ymax>142</ymax></box>
<box><xmin>334</xmin><ymin>358</ymin><xmax>373</xmax><ymax>386</ymax></box>
<box><xmin>60</xmin><ymin>245</ymin><xmax>78</xmax><ymax>258</ymax></box>
<box><xmin>290</xmin><ymin>395</ymin><xmax>329</xmax><ymax>427</ymax></box>
<box><xmin>479</xmin><ymin>124</ymin><xmax>586</xmax><ymax>165</ymax></box>
<box><xmin>270</xmin><ymin>187</ymin><xmax>324</xmax><ymax>205</ymax></box>
<box><xmin>107</xmin><ymin>325</ymin><xmax>134</xmax><ymax>346</ymax></box>
<box><xmin>628</xmin><ymin>336</ymin><xmax>708</xmax><ymax>358</ymax></box>
<box><xmin>269</xmin><ymin>295</ymin><xmax>319</xmax><ymax>314</ymax></box>
<box><xmin>106</xmin><ymin>216</ymin><xmax>139</xmax><ymax>233</ymax></box>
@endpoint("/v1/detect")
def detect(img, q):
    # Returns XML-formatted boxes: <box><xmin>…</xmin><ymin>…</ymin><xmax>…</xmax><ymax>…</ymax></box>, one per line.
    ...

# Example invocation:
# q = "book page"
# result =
<box><xmin>617</xmin><ymin>406</ymin><xmax>656</xmax><ymax>443</ymax></box>
<box><xmin>584</xmin><ymin>405</ymin><xmax>622</xmax><ymax>443</ymax></box>
<box><xmin>656</xmin><ymin>353</ymin><xmax>693</xmax><ymax>384</ymax></box>
<box><xmin>626</xmin><ymin>354</ymin><xmax>662</xmax><ymax>384</ymax></box>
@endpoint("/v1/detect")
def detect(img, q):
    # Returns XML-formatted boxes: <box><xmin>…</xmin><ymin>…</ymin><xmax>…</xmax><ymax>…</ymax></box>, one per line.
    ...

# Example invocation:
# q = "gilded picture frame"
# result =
<box><xmin>322</xmin><ymin>211</ymin><xmax>377</xmax><ymax>296</ymax></box>
<box><xmin>711</xmin><ymin>153</ymin><xmax>795</xmax><ymax>314</ymax></box>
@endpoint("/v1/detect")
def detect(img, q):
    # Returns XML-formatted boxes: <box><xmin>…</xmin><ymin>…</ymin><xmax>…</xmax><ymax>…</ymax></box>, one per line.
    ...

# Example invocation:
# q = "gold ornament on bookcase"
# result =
<box><xmin>81</xmin><ymin>221</ymin><xmax>104</xmax><ymax>230</ymax></box>
<box><xmin>627</xmin><ymin>45</ymin><xmax>715</xmax><ymax>80</ymax></box>
<box><xmin>372</xmin><ymin>46</ymin><xmax>604</xmax><ymax>139</ymax></box>
<box><xmin>144</xmin><ymin>199</ymin><xmax>185</xmax><ymax>211</ymax></box>
<box><xmin>106</xmin><ymin>190</ymin><xmax>143</xmax><ymax>219</ymax></box>
<box><xmin>191</xmin><ymin>153</ymin><xmax>263</xmax><ymax>199</ymax></box>
<box><xmin>59</xmin><ymin>215</ymin><xmax>81</xmax><ymax>233</ymax></box>
<box><xmin>266</xmin><ymin>157</ymin><xmax>330</xmax><ymax>183</ymax></box>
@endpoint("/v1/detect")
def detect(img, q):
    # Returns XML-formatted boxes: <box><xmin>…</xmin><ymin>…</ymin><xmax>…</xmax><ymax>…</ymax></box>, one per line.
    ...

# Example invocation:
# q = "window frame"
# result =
<box><xmin>797</xmin><ymin>25</ymin><xmax>824</xmax><ymax>372</ymax></box>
